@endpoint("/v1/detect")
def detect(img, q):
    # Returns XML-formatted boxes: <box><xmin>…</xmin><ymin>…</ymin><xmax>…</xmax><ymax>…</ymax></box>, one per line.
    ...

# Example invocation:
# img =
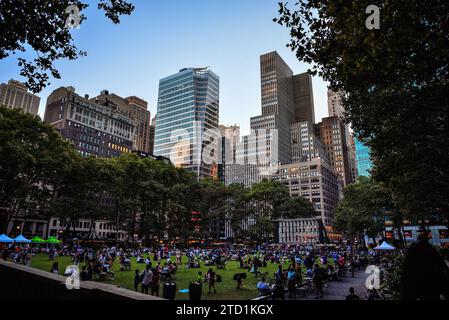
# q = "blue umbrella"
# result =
<box><xmin>13</xmin><ymin>234</ymin><xmax>31</xmax><ymax>243</ymax></box>
<box><xmin>0</xmin><ymin>234</ymin><xmax>13</xmax><ymax>243</ymax></box>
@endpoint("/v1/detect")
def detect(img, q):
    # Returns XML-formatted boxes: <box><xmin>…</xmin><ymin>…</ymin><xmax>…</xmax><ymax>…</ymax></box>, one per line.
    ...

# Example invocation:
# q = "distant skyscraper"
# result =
<box><xmin>250</xmin><ymin>51</ymin><xmax>316</xmax><ymax>167</ymax></box>
<box><xmin>0</xmin><ymin>79</ymin><xmax>40</xmax><ymax>115</ymax></box>
<box><xmin>348</xmin><ymin>133</ymin><xmax>358</xmax><ymax>182</ymax></box>
<box><xmin>290</xmin><ymin>121</ymin><xmax>328</xmax><ymax>163</ymax></box>
<box><xmin>218</xmin><ymin>124</ymin><xmax>240</xmax><ymax>183</ymax></box>
<box><xmin>326</xmin><ymin>89</ymin><xmax>356</xmax><ymax>185</ymax></box>
<box><xmin>292</xmin><ymin>73</ymin><xmax>315</xmax><ymax>124</ymax></box>
<box><xmin>250</xmin><ymin>51</ymin><xmax>295</xmax><ymax>165</ymax></box>
<box><xmin>126</xmin><ymin>96</ymin><xmax>152</xmax><ymax>153</ymax></box>
<box><xmin>154</xmin><ymin>67</ymin><xmax>219</xmax><ymax>179</ymax></box>
<box><xmin>327</xmin><ymin>89</ymin><xmax>344</xmax><ymax>118</ymax></box>
<box><xmin>355</xmin><ymin>139</ymin><xmax>373</xmax><ymax>176</ymax></box>
<box><xmin>316</xmin><ymin>116</ymin><xmax>352</xmax><ymax>187</ymax></box>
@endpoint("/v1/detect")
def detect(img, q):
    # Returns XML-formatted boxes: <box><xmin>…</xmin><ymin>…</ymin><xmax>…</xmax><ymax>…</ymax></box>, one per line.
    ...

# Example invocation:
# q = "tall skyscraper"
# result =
<box><xmin>316</xmin><ymin>116</ymin><xmax>352</xmax><ymax>187</ymax></box>
<box><xmin>218</xmin><ymin>124</ymin><xmax>240</xmax><ymax>183</ymax></box>
<box><xmin>249</xmin><ymin>51</ymin><xmax>316</xmax><ymax>168</ymax></box>
<box><xmin>0</xmin><ymin>79</ymin><xmax>40</xmax><ymax>115</ymax></box>
<box><xmin>327</xmin><ymin>89</ymin><xmax>344</xmax><ymax>118</ymax></box>
<box><xmin>154</xmin><ymin>67</ymin><xmax>219</xmax><ymax>179</ymax></box>
<box><xmin>44</xmin><ymin>86</ymin><xmax>134</xmax><ymax>157</ymax></box>
<box><xmin>250</xmin><ymin>51</ymin><xmax>295</xmax><ymax>165</ymax></box>
<box><xmin>355</xmin><ymin>139</ymin><xmax>373</xmax><ymax>176</ymax></box>
<box><xmin>292</xmin><ymin>73</ymin><xmax>315</xmax><ymax>124</ymax></box>
<box><xmin>290</xmin><ymin>121</ymin><xmax>328</xmax><ymax>163</ymax></box>
<box><xmin>326</xmin><ymin>89</ymin><xmax>357</xmax><ymax>185</ymax></box>
<box><xmin>91</xmin><ymin>91</ymin><xmax>152</xmax><ymax>153</ymax></box>
<box><xmin>348</xmin><ymin>133</ymin><xmax>358</xmax><ymax>182</ymax></box>
<box><xmin>126</xmin><ymin>96</ymin><xmax>152</xmax><ymax>153</ymax></box>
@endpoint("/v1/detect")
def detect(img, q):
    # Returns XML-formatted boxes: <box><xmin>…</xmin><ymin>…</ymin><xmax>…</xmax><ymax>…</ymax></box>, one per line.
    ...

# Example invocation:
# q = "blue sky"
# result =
<box><xmin>0</xmin><ymin>0</ymin><xmax>329</xmax><ymax>135</ymax></box>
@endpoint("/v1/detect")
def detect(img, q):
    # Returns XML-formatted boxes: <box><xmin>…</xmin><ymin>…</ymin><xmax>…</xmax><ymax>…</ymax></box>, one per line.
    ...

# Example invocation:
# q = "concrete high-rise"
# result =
<box><xmin>44</xmin><ymin>86</ymin><xmax>134</xmax><ymax>157</ymax></box>
<box><xmin>326</xmin><ymin>89</ymin><xmax>357</xmax><ymax>185</ymax></box>
<box><xmin>249</xmin><ymin>51</ymin><xmax>316</xmax><ymax>167</ymax></box>
<box><xmin>327</xmin><ymin>89</ymin><xmax>344</xmax><ymax>118</ymax></box>
<box><xmin>292</xmin><ymin>73</ymin><xmax>315</xmax><ymax>124</ymax></box>
<box><xmin>154</xmin><ymin>67</ymin><xmax>219</xmax><ymax>179</ymax></box>
<box><xmin>0</xmin><ymin>79</ymin><xmax>40</xmax><ymax>115</ymax></box>
<box><xmin>348</xmin><ymin>133</ymin><xmax>358</xmax><ymax>182</ymax></box>
<box><xmin>290</xmin><ymin>121</ymin><xmax>328</xmax><ymax>163</ymax></box>
<box><xmin>271</xmin><ymin>157</ymin><xmax>339</xmax><ymax>227</ymax></box>
<box><xmin>91</xmin><ymin>91</ymin><xmax>152</xmax><ymax>154</ymax></box>
<box><xmin>316</xmin><ymin>116</ymin><xmax>352</xmax><ymax>187</ymax></box>
<box><xmin>218</xmin><ymin>124</ymin><xmax>240</xmax><ymax>183</ymax></box>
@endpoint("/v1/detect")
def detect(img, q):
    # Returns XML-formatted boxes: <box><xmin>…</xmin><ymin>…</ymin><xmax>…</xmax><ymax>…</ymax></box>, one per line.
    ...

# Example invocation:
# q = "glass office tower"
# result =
<box><xmin>154</xmin><ymin>67</ymin><xmax>219</xmax><ymax>179</ymax></box>
<box><xmin>355</xmin><ymin>139</ymin><xmax>373</xmax><ymax>176</ymax></box>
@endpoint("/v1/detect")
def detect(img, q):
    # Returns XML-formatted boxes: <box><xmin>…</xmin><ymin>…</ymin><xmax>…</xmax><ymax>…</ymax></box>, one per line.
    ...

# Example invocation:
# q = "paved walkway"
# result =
<box><xmin>302</xmin><ymin>270</ymin><xmax>367</xmax><ymax>300</ymax></box>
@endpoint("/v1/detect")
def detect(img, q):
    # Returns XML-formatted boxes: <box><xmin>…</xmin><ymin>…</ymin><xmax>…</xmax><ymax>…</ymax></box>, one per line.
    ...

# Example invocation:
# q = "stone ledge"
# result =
<box><xmin>0</xmin><ymin>259</ymin><xmax>165</xmax><ymax>300</ymax></box>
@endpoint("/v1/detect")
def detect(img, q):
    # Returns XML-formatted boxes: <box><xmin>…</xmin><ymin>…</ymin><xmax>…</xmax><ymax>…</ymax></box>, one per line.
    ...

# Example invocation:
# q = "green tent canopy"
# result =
<box><xmin>46</xmin><ymin>236</ymin><xmax>61</xmax><ymax>244</ymax></box>
<box><xmin>31</xmin><ymin>236</ymin><xmax>45</xmax><ymax>243</ymax></box>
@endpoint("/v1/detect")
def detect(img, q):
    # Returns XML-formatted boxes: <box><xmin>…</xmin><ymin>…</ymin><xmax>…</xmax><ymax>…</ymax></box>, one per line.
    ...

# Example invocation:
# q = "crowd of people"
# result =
<box><xmin>1</xmin><ymin>240</ymin><xmax>400</xmax><ymax>300</ymax></box>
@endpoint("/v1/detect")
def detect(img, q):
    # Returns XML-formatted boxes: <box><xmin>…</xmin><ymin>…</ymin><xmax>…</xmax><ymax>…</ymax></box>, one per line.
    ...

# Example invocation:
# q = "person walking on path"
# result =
<box><xmin>345</xmin><ymin>287</ymin><xmax>360</xmax><ymax>300</ymax></box>
<box><xmin>312</xmin><ymin>264</ymin><xmax>324</xmax><ymax>299</ymax></box>
<box><xmin>287</xmin><ymin>267</ymin><xmax>297</xmax><ymax>299</ymax></box>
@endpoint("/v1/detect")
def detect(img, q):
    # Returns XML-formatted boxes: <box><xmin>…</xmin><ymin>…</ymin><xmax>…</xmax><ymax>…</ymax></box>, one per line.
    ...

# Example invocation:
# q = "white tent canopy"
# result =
<box><xmin>374</xmin><ymin>241</ymin><xmax>396</xmax><ymax>250</ymax></box>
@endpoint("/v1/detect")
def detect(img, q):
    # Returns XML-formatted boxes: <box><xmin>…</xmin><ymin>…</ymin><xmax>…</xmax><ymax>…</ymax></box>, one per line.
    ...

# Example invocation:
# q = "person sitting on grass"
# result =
<box><xmin>80</xmin><ymin>266</ymin><xmax>92</xmax><ymax>281</ymax></box>
<box><xmin>257</xmin><ymin>277</ymin><xmax>272</xmax><ymax>296</ymax></box>
<box><xmin>102</xmin><ymin>263</ymin><xmax>115</xmax><ymax>281</ymax></box>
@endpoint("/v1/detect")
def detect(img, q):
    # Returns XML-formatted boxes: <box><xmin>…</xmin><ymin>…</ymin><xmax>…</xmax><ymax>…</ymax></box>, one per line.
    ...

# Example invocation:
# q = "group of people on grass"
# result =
<box><xmin>1</xmin><ymin>240</ymin><xmax>396</xmax><ymax>300</ymax></box>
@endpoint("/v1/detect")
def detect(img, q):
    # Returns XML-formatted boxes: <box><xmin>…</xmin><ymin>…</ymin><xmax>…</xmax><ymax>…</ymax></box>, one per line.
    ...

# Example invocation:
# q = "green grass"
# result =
<box><xmin>30</xmin><ymin>254</ymin><xmax>309</xmax><ymax>300</ymax></box>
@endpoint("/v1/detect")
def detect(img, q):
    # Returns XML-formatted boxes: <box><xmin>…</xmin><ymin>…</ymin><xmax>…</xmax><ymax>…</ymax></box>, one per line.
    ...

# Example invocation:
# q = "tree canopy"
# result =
<box><xmin>275</xmin><ymin>0</ymin><xmax>449</xmax><ymax>227</ymax></box>
<box><xmin>0</xmin><ymin>0</ymin><xmax>134</xmax><ymax>92</ymax></box>
<box><xmin>0</xmin><ymin>107</ymin><xmax>318</xmax><ymax>243</ymax></box>
<box><xmin>333</xmin><ymin>176</ymin><xmax>392</xmax><ymax>243</ymax></box>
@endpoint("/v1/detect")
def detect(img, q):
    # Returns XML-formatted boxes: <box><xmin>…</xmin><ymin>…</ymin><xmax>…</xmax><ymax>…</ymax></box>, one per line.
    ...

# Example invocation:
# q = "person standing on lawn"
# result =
<box><xmin>134</xmin><ymin>269</ymin><xmax>141</xmax><ymax>292</ymax></box>
<box><xmin>207</xmin><ymin>268</ymin><xmax>217</xmax><ymax>294</ymax></box>
<box><xmin>141</xmin><ymin>265</ymin><xmax>153</xmax><ymax>294</ymax></box>
<box><xmin>151</xmin><ymin>269</ymin><xmax>160</xmax><ymax>296</ymax></box>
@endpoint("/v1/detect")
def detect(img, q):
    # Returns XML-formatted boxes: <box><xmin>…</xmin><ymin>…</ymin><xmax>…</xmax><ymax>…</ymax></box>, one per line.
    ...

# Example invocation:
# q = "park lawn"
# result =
<box><xmin>30</xmin><ymin>254</ymin><xmax>305</xmax><ymax>300</ymax></box>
